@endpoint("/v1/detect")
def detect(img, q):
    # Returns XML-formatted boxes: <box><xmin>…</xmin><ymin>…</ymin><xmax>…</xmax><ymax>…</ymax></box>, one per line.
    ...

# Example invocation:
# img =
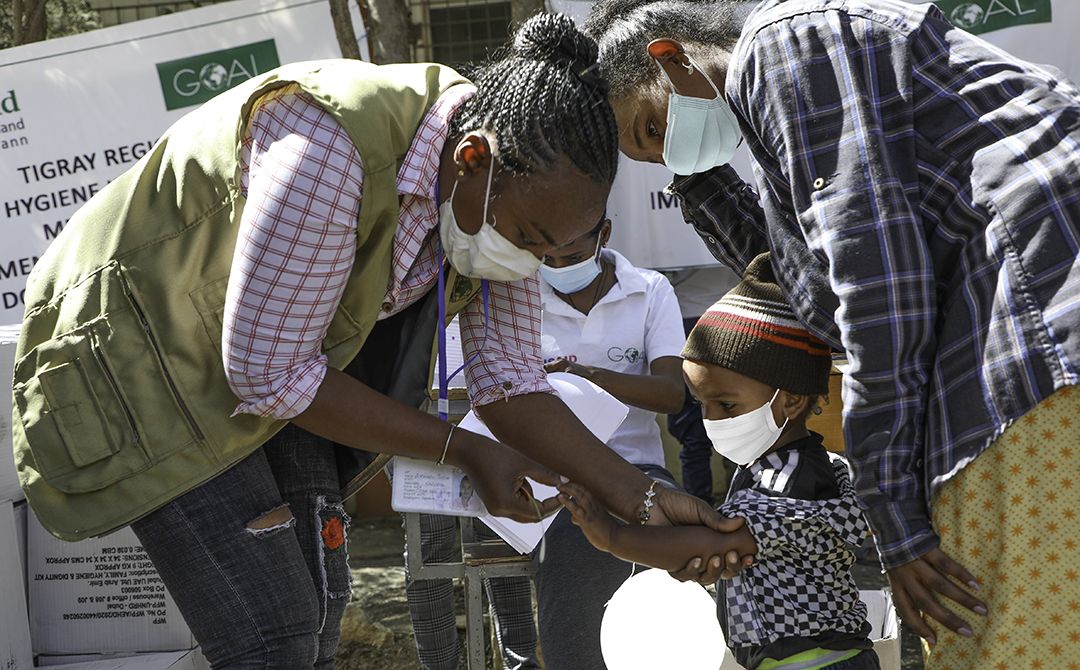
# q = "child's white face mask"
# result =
<box><xmin>702</xmin><ymin>389</ymin><xmax>788</xmax><ymax>466</ymax></box>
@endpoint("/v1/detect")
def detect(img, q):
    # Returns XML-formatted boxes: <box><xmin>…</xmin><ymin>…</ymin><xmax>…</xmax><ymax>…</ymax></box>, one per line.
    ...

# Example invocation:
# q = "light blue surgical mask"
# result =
<box><xmin>539</xmin><ymin>236</ymin><xmax>603</xmax><ymax>294</ymax></box>
<box><xmin>660</xmin><ymin>54</ymin><xmax>743</xmax><ymax>176</ymax></box>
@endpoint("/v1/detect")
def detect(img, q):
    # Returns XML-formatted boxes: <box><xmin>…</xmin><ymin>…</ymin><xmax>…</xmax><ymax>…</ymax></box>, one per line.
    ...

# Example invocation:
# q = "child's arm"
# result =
<box><xmin>559</xmin><ymin>482</ymin><xmax>758</xmax><ymax>572</ymax></box>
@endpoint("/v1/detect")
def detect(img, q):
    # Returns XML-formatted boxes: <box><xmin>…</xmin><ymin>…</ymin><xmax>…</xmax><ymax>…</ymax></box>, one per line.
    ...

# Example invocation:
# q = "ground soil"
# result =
<box><xmin>336</xmin><ymin>516</ymin><xmax>926</xmax><ymax>670</ymax></box>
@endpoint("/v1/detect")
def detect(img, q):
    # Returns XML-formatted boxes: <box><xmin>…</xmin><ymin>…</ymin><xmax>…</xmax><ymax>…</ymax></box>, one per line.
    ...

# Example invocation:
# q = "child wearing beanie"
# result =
<box><xmin>560</xmin><ymin>253</ymin><xmax>879</xmax><ymax>670</ymax></box>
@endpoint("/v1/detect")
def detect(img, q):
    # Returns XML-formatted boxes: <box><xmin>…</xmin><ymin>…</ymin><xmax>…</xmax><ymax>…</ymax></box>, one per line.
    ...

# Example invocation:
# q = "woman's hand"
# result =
<box><xmin>543</xmin><ymin>357</ymin><xmax>595</xmax><ymax>381</ymax></box>
<box><xmin>649</xmin><ymin>486</ymin><xmax>755</xmax><ymax>583</ymax></box>
<box><xmin>886</xmin><ymin>547</ymin><xmax>987</xmax><ymax>644</ymax></box>
<box><xmin>453</xmin><ymin>432</ymin><xmax>563</xmax><ymax>523</ymax></box>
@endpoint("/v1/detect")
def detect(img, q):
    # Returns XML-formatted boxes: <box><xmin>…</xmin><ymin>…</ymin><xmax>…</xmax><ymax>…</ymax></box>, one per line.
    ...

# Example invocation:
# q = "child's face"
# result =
<box><xmin>682</xmin><ymin>359</ymin><xmax>788</xmax><ymax>426</ymax></box>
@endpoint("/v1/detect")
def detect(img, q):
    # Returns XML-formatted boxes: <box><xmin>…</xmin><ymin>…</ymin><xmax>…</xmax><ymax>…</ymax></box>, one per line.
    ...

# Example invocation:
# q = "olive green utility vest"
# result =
<box><xmin>12</xmin><ymin>60</ymin><xmax>476</xmax><ymax>540</ymax></box>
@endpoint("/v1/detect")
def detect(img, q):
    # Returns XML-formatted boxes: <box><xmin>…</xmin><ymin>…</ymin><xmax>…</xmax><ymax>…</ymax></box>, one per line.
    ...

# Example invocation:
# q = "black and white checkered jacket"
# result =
<box><xmin>717</xmin><ymin>436</ymin><xmax>871</xmax><ymax>665</ymax></box>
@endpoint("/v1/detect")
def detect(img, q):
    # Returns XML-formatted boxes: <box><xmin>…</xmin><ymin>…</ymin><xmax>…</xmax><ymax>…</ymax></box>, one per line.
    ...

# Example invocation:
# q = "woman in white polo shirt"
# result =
<box><xmin>534</xmin><ymin>216</ymin><xmax>687</xmax><ymax>669</ymax></box>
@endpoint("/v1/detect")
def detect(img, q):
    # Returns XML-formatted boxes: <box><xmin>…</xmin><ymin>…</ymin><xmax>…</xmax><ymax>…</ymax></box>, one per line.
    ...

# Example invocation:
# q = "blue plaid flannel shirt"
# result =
<box><xmin>672</xmin><ymin>0</ymin><xmax>1080</xmax><ymax>568</ymax></box>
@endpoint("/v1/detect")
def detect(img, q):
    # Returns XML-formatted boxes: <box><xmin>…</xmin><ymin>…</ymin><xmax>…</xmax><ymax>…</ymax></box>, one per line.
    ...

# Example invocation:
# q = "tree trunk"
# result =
<box><xmin>510</xmin><ymin>0</ymin><xmax>545</xmax><ymax>30</ymax></box>
<box><xmin>328</xmin><ymin>0</ymin><xmax>363</xmax><ymax>59</ymax></box>
<box><xmin>12</xmin><ymin>0</ymin><xmax>48</xmax><ymax>46</ymax></box>
<box><xmin>364</xmin><ymin>0</ymin><xmax>412</xmax><ymax>63</ymax></box>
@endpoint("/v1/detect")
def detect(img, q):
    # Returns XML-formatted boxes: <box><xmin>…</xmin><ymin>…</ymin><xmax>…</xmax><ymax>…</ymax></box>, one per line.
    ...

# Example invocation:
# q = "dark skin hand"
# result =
<box><xmin>293</xmin><ymin>368</ymin><xmax>562</xmax><ymax>523</ymax></box>
<box><xmin>559</xmin><ymin>481</ymin><xmax>757</xmax><ymax>571</ymax></box>
<box><xmin>477</xmin><ymin>390</ymin><xmax>751</xmax><ymax>581</ymax></box>
<box><xmin>545</xmin><ymin>355</ymin><xmax>685</xmax><ymax>415</ymax></box>
<box><xmin>886</xmin><ymin>549</ymin><xmax>988</xmax><ymax>645</ymax></box>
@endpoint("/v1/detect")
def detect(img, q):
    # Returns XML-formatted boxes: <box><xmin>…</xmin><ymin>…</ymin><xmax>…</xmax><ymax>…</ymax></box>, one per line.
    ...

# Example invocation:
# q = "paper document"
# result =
<box><xmin>390</xmin><ymin>457</ymin><xmax>487</xmax><ymax>517</ymax></box>
<box><xmin>392</xmin><ymin>373</ymin><xmax>629</xmax><ymax>553</ymax></box>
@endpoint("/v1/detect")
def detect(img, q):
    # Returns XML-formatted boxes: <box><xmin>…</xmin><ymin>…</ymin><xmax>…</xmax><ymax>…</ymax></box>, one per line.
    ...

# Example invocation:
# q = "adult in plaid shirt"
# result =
<box><xmin>586</xmin><ymin>0</ymin><xmax>1080</xmax><ymax>665</ymax></box>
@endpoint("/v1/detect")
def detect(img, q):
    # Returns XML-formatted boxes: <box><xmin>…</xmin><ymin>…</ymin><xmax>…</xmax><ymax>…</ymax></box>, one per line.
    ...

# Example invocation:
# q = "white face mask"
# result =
<box><xmin>438</xmin><ymin>162</ymin><xmax>543</xmax><ymax>281</ymax></box>
<box><xmin>660</xmin><ymin>54</ymin><xmax>743</xmax><ymax>176</ymax></box>
<box><xmin>539</xmin><ymin>235</ymin><xmax>603</xmax><ymax>294</ymax></box>
<box><xmin>702</xmin><ymin>389</ymin><xmax>788</xmax><ymax>466</ymax></box>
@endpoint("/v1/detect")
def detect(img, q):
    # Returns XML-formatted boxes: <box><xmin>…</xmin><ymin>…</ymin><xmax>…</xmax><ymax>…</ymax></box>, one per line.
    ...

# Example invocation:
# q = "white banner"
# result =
<box><xmin>0</xmin><ymin>0</ymin><xmax>368</xmax><ymax>325</ymax></box>
<box><xmin>916</xmin><ymin>1</ymin><xmax>1079</xmax><ymax>78</ymax></box>
<box><xmin>551</xmin><ymin>0</ymin><xmax>1080</xmax><ymax>270</ymax></box>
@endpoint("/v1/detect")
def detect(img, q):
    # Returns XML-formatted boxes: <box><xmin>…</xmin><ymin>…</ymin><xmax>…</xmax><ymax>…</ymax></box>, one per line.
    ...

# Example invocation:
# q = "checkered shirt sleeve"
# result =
<box><xmin>223</xmin><ymin>85</ymin><xmax>550</xmax><ymax>417</ymax></box>
<box><xmin>225</xmin><ymin>90</ymin><xmax>362</xmax><ymax>419</ymax></box>
<box><xmin>461</xmin><ymin>275</ymin><xmax>553</xmax><ymax>406</ymax></box>
<box><xmin>718</xmin><ymin>454</ymin><xmax>869</xmax><ymax>646</ymax></box>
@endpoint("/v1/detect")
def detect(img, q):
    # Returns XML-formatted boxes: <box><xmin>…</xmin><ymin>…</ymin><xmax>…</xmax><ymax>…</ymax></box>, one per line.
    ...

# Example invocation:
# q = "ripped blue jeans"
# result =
<box><xmin>131</xmin><ymin>424</ymin><xmax>351</xmax><ymax>669</ymax></box>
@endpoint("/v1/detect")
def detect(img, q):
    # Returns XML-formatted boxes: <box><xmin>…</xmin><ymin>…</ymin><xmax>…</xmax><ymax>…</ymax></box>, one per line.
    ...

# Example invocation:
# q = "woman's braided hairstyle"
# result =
<box><xmin>450</xmin><ymin>13</ymin><xmax>619</xmax><ymax>185</ymax></box>
<box><xmin>583</xmin><ymin>0</ymin><xmax>745</xmax><ymax>101</ymax></box>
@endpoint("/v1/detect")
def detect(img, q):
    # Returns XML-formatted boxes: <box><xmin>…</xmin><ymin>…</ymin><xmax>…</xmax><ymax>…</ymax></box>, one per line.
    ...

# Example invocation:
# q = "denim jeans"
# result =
<box><xmin>131</xmin><ymin>424</ymin><xmax>350</xmax><ymax>669</ymax></box>
<box><xmin>531</xmin><ymin>465</ymin><xmax>677</xmax><ymax>670</ymax></box>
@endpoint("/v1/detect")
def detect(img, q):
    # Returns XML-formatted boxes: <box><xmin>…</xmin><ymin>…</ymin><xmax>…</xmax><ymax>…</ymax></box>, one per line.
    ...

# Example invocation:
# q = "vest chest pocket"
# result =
<box><xmin>189</xmin><ymin>276</ymin><xmax>229</xmax><ymax>354</ymax></box>
<box><xmin>15</xmin><ymin>320</ymin><xmax>150</xmax><ymax>493</ymax></box>
<box><xmin>15</xmin><ymin>263</ymin><xmax>204</xmax><ymax>494</ymax></box>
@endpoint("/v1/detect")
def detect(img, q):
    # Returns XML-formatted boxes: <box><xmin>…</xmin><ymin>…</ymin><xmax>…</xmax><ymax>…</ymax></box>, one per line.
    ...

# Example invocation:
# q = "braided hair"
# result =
<box><xmin>450</xmin><ymin>13</ymin><xmax>619</xmax><ymax>185</ymax></box>
<box><xmin>583</xmin><ymin>0</ymin><xmax>745</xmax><ymax>101</ymax></box>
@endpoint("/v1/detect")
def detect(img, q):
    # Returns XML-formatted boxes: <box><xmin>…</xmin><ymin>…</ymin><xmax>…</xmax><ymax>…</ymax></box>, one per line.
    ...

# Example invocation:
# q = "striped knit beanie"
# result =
<box><xmin>682</xmin><ymin>253</ymin><xmax>831</xmax><ymax>395</ymax></box>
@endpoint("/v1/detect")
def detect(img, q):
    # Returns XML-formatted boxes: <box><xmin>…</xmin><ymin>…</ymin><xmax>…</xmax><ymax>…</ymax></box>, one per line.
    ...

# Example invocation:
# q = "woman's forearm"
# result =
<box><xmin>477</xmin><ymin>392</ymin><xmax>653</xmax><ymax>521</ymax></box>
<box><xmin>586</xmin><ymin>367</ymin><xmax>685</xmax><ymax>414</ymax></box>
<box><xmin>291</xmin><ymin>367</ymin><xmax>479</xmax><ymax>468</ymax></box>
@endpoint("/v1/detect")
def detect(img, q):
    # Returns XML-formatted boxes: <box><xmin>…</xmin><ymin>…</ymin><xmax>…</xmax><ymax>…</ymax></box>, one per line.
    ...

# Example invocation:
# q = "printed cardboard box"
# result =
<box><xmin>27</xmin><ymin>511</ymin><xmax>195</xmax><ymax>655</ymax></box>
<box><xmin>14</xmin><ymin>498</ymin><xmax>28</xmax><ymax>601</ymax></box>
<box><xmin>0</xmin><ymin>499</ymin><xmax>33</xmax><ymax>669</ymax></box>
<box><xmin>35</xmin><ymin>649</ymin><xmax>207</xmax><ymax>669</ymax></box>
<box><xmin>861</xmin><ymin>588</ymin><xmax>902</xmax><ymax>670</ymax></box>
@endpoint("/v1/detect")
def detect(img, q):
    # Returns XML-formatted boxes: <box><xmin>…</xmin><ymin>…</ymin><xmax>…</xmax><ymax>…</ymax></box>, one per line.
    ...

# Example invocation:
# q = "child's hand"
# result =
<box><xmin>710</xmin><ymin>522</ymin><xmax>757</xmax><ymax>569</ymax></box>
<box><xmin>559</xmin><ymin>482</ymin><xmax>616</xmax><ymax>552</ymax></box>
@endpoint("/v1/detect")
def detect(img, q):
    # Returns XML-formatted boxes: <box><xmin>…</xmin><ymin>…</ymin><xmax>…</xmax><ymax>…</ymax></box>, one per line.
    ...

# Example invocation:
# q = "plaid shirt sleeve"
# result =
<box><xmin>461</xmin><ymin>275</ymin><xmax>553</xmax><ymax>406</ymax></box>
<box><xmin>224</xmin><ymin>92</ymin><xmax>362</xmax><ymax>419</ymax></box>
<box><xmin>669</xmin><ymin>164</ymin><xmax>770</xmax><ymax>275</ymax></box>
<box><xmin>729</xmin><ymin>13</ymin><xmax>939</xmax><ymax>567</ymax></box>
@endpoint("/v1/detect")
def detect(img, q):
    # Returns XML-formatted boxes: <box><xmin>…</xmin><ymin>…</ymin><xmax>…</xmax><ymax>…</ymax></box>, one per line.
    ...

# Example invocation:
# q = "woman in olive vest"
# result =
<box><xmin>12</xmin><ymin>14</ymin><xmax>747</xmax><ymax>668</ymax></box>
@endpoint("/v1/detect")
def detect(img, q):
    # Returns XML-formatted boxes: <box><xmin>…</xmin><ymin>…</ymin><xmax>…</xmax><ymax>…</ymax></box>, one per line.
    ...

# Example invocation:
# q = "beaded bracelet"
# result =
<box><xmin>638</xmin><ymin>481</ymin><xmax>658</xmax><ymax>525</ymax></box>
<box><xmin>437</xmin><ymin>424</ymin><xmax>456</xmax><ymax>466</ymax></box>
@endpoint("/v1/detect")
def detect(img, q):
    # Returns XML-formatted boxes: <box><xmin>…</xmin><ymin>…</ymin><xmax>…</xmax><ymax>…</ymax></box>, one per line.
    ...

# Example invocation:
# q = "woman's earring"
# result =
<box><xmin>457</xmin><ymin>168</ymin><xmax>465</xmax><ymax>177</ymax></box>
<box><xmin>683</xmin><ymin>60</ymin><xmax>694</xmax><ymax>75</ymax></box>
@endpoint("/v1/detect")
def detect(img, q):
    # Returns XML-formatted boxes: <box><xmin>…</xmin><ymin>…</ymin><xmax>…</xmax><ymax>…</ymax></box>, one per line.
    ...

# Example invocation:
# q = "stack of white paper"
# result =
<box><xmin>476</xmin><ymin>479</ymin><xmax>560</xmax><ymax>554</ymax></box>
<box><xmin>392</xmin><ymin>373</ymin><xmax>629</xmax><ymax>553</ymax></box>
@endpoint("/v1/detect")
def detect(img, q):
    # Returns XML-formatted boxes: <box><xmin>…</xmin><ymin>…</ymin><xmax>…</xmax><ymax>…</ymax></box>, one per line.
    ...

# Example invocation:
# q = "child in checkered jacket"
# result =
<box><xmin>560</xmin><ymin>253</ymin><xmax>879</xmax><ymax>670</ymax></box>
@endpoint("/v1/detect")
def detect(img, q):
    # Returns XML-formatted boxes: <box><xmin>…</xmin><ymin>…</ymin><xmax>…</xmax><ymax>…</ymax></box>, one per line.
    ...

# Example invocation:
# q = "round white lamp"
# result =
<box><xmin>600</xmin><ymin>568</ymin><xmax>727</xmax><ymax>670</ymax></box>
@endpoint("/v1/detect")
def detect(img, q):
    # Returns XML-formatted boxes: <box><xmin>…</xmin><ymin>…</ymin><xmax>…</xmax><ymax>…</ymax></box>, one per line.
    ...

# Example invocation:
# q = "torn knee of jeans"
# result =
<box><xmin>245</xmin><ymin>504</ymin><xmax>295</xmax><ymax>538</ymax></box>
<box><xmin>314</xmin><ymin>497</ymin><xmax>353</xmax><ymax>609</ymax></box>
<box><xmin>316</xmin><ymin>498</ymin><xmax>350</xmax><ymax>552</ymax></box>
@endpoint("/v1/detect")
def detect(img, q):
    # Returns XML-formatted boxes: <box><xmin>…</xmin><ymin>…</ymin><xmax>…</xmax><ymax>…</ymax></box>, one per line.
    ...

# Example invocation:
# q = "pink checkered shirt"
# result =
<box><xmin>224</xmin><ymin>84</ymin><xmax>551</xmax><ymax>419</ymax></box>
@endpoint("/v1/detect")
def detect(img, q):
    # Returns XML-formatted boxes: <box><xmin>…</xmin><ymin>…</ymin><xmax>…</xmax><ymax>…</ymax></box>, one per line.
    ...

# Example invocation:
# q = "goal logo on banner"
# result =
<box><xmin>935</xmin><ymin>0</ymin><xmax>1051</xmax><ymax>35</ymax></box>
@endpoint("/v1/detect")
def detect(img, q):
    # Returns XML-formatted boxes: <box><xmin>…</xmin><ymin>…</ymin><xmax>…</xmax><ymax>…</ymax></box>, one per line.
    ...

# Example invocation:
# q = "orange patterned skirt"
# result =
<box><xmin>925</xmin><ymin>386</ymin><xmax>1080</xmax><ymax>670</ymax></box>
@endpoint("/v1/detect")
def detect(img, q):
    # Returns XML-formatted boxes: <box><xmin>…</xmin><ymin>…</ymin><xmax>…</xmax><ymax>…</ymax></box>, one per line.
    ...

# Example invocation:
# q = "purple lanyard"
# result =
<box><xmin>435</xmin><ymin>181</ymin><xmax>490</xmax><ymax>421</ymax></box>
